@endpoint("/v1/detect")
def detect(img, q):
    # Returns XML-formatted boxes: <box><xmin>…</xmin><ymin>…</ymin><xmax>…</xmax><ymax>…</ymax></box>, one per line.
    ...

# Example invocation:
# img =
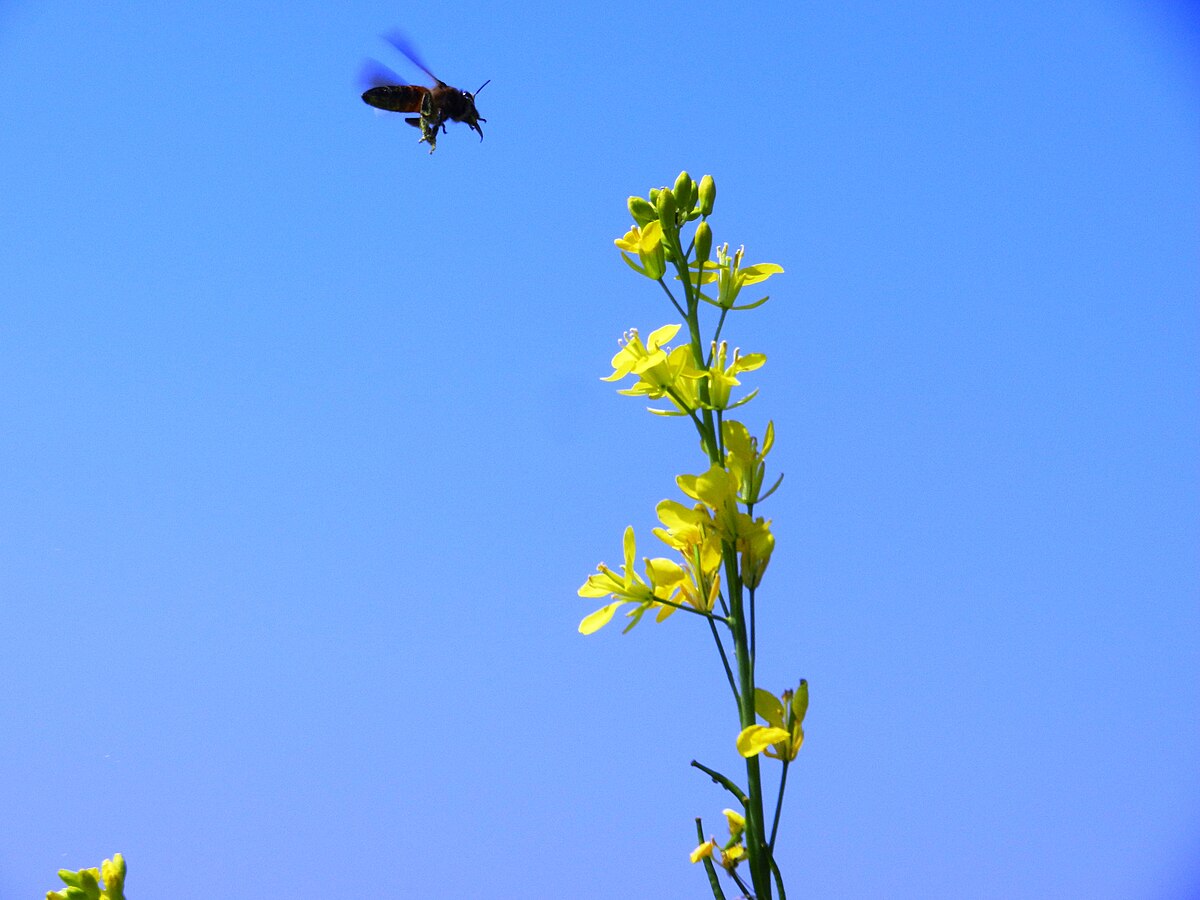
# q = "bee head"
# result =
<box><xmin>461</xmin><ymin>79</ymin><xmax>490</xmax><ymax>141</ymax></box>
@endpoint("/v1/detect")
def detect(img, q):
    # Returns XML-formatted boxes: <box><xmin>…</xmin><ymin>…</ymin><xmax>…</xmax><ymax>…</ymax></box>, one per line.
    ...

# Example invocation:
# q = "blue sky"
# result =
<box><xmin>1</xmin><ymin>1</ymin><xmax>1197</xmax><ymax>897</ymax></box>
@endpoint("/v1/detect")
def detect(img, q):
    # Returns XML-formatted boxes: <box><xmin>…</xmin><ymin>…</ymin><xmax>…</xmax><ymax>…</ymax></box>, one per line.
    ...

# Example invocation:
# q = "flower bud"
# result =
<box><xmin>673</xmin><ymin>171</ymin><xmax>694</xmax><ymax>209</ymax></box>
<box><xmin>694</xmin><ymin>221</ymin><xmax>713</xmax><ymax>264</ymax></box>
<box><xmin>102</xmin><ymin>854</ymin><xmax>127</xmax><ymax>895</ymax></box>
<box><xmin>655</xmin><ymin>187</ymin><xmax>677</xmax><ymax>227</ymax></box>
<box><xmin>698</xmin><ymin>174</ymin><xmax>716</xmax><ymax>216</ymax></box>
<box><xmin>627</xmin><ymin>196</ymin><xmax>657</xmax><ymax>226</ymax></box>
<box><xmin>791</xmin><ymin>679</ymin><xmax>809</xmax><ymax>724</ymax></box>
<box><xmin>639</xmin><ymin>221</ymin><xmax>667</xmax><ymax>280</ymax></box>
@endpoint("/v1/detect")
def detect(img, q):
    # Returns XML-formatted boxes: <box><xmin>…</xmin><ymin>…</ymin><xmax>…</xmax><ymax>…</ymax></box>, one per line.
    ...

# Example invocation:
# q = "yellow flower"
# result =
<box><xmin>691</xmin><ymin>808</ymin><xmax>748</xmax><ymax>870</ymax></box>
<box><xmin>677</xmin><ymin>463</ymin><xmax>737</xmax><ymax>511</ymax></box>
<box><xmin>615</xmin><ymin>220</ymin><xmax>666</xmax><ymax>279</ymax></box>
<box><xmin>653</xmin><ymin>499</ymin><xmax>723</xmax><ymax>616</ymax></box>
<box><xmin>723</xmin><ymin>808</ymin><xmax>745</xmax><ymax>840</ymax></box>
<box><xmin>736</xmin><ymin>683</ymin><xmax>807</xmax><ymax>760</ymax></box>
<box><xmin>603</xmin><ymin>327</ymin><xmax>704</xmax><ymax>415</ymax></box>
<box><xmin>690</xmin><ymin>243</ymin><xmax>783</xmax><ymax>309</ymax></box>
<box><xmin>705</xmin><ymin>341</ymin><xmax>766</xmax><ymax>411</ymax></box>
<box><xmin>603</xmin><ymin>325</ymin><xmax>680</xmax><ymax>382</ymax></box>
<box><xmin>617</xmin><ymin>346</ymin><xmax>704</xmax><ymax>414</ymax></box>
<box><xmin>577</xmin><ymin>526</ymin><xmax>684</xmax><ymax>634</ymax></box>
<box><xmin>722</xmin><ymin>419</ymin><xmax>779</xmax><ymax>507</ymax></box>
<box><xmin>738</xmin><ymin>516</ymin><xmax>774</xmax><ymax>589</ymax></box>
<box><xmin>689</xmin><ymin>839</ymin><xmax>717</xmax><ymax>863</ymax></box>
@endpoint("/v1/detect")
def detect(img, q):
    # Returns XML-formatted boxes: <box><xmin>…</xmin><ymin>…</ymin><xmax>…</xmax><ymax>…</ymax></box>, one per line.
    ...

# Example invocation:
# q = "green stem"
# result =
<box><xmin>707</xmin><ymin>616</ymin><xmax>739</xmax><ymax>702</ymax></box>
<box><xmin>723</xmin><ymin>541</ymin><xmax>772</xmax><ymax>898</ymax></box>
<box><xmin>770</xmin><ymin>853</ymin><xmax>788</xmax><ymax>900</ymax></box>
<box><xmin>769</xmin><ymin>760</ymin><xmax>790</xmax><ymax>851</ymax></box>
<box><xmin>696</xmin><ymin>818</ymin><xmax>728</xmax><ymax>900</ymax></box>
<box><xmin>650</xmin><ymin>594</ymin><xmax>730</xmax><ymax>624</ymax></box>
<box><xmin>656</xmin><ymin>278</ymin><xmax>687</xmax><ymax>319</ymax></box>
<box><xmin>728</xmin><ymin>866</ymin><xmax>754</xmax><ymax>898</ymax></box>
<box><xmin>689</xmin><ymin>760</ymin><xmax>748</xmax><ymax>807</ymax></box>
<box><xmin>711</xmin><ymin>306</ymin><xmax>731</xmax><ymax>350</ymax></box>
<box><xmin>749</xmin><ymin>583</ymin><xmax>757</xmax><ymax>661</ymax></box>
<box><xmin>665</xmin><ymin>209</ymin><xmax>774</xmax><ymax>898</ymax></box>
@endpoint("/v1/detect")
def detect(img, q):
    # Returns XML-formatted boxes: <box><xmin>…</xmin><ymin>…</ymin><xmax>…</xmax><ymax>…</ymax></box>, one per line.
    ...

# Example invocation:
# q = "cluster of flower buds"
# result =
<box><xmin>47</xmin><ymin>854</ymin><xmax>126</xmax><ymax>900</ymax></box>
<box><xmin>616</xmin><ymin>172</ymin><xmax>782</xmax><ymax>314</ymax></box>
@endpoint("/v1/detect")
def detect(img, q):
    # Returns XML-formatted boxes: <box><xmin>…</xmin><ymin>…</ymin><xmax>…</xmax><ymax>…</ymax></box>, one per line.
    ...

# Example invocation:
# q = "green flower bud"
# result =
<box><xmin>698</xmin><ymin>174</ymin><xmax>716</xmax><ymax>216</ymax></box>
<box><xmin>673</xmin><ymin>171</ymin><xmax>694</xmax><ymax>209</ymax></box>
<box><xmin>655</xmin><ymin>187</ymin><xmax>677</xmax><ymax>227</ymax></box>
<box><xmin>627</xmin><ymin>196</ymin><xmax>657</xmax><ymax>226</ymax></box>
<box><xmin>694</xmin><ymin>221</ymin><xmax>713</xmax><ymax>264</ymax></box>
<box><xmin>791</xmin><ymin>679</ymin><xmax>809</xmax><ymax>724</ymax></box>
<box><xmin>637</xmin><ymin>222</ymin><xmax>667</xmax><ymax>280</ymax></box>
<box><xmin>102</xmin><ymin>855</ymin><xmax>127</xmax><ymax>899</ymax></box>
<box><xmin>643</xmin><ymin>244</ymin><xmax>666</xmax><ymax>280</ymax></box>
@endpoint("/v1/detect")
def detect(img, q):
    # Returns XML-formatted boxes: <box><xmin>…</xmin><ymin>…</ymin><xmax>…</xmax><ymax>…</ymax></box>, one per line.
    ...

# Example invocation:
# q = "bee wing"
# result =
<box><xmin>360</xmin><ymin>58</ymin><xmax>408</xmax><ymax>89</ymax></box>
<box><xmin>383</xmin><ymin>30</ymin><xmax>447</xmax><ymax>87</ymax></box>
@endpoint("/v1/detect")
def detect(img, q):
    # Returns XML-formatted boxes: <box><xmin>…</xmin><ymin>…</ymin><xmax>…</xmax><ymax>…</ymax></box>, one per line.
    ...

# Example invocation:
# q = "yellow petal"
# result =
<box><xmin>739</xmin><ymin>263</ymin><xmax>784</xmax><ymax>284</ymax></box>
<box><xmin>736</xmin><ymin>724</ymin><xmax>791</xmax><ymax>757</ymax></box>
<box><xmin>639</xmin><ymin>219</ymin><xmax>663</xmax><ymax>253</ymax></box>
<box><xmin>579</xmin><ymin>601</ymin><xmax>626</xmax><ymax>634</ymax></box>
<box><xmin>645</xmin><ymin>322</ymin><xmax>681</xmax><ymax>349</ymax></box>
<box><xmin>645</xmin><ymin>556</ymin><xmax>684</xmax><ymax>589</ymax></box>
<box><xmin>753</xmin><ymin>688</ymin><xmax>786</xmax><ymax>729</ymax></box>
<box><xmin>788</xmin><ymin>724</ymin><xmax>805</xmax><ymax>760</ymax></box>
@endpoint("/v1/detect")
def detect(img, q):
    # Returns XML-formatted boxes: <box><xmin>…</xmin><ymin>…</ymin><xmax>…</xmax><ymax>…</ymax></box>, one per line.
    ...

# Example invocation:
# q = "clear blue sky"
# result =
<box><xmin>1</xmin><ymin>1</ymin><xmax>1197</xmax><ymax>897</ymax></box>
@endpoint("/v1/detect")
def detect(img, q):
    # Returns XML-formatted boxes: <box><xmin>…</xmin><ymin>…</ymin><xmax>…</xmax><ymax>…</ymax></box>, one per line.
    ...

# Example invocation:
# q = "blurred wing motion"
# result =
<box><xmin>360</xmin><ymin>58</ymin><xmax>428</xmax><ymax>114</ymax></box>
<box><xmin>381</xmin><ymin>31</ymin><xmax>446</xmax><ymax>87</ymax></box>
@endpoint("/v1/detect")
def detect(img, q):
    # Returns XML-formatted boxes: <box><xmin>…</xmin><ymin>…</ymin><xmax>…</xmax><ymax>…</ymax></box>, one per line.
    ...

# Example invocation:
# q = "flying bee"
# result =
<box><xmin>361</xmin><ymin>32</ymin><xmax>489</xmax><ymax>153</ymax></box>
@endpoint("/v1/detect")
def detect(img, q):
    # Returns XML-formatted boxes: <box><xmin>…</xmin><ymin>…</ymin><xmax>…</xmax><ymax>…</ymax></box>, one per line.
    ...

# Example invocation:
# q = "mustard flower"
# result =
<box><xmin>578</xmin><ymin>526</ymin><xmax>685</xmax><ymax>634</ymax></box>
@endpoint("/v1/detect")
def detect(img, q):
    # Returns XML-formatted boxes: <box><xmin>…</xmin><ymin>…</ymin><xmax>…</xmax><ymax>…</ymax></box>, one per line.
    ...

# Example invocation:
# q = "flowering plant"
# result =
<box><xmin>579</xmin><ymin>172</ymin><xmax>804</xmax><ymax>899</ymax></box>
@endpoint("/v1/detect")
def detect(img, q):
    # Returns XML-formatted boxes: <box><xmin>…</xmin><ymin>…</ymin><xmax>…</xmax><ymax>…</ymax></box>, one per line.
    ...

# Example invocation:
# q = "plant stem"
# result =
<box><xmin>723</xmin><ymin>541</ymin><xmax>772</xmax><ymax>898</ymax></box>
<box><xmin>696</xmin><ymin>818</ymin><xmax>728</xmax><ymax>900</ymax></box>
<box><xmin>769</xmin><ymin>760</ymin><xmax>790</xmax><ymax>851</ymax></box>
<box><xmin>707</xmin><ymin>617</ymin><xmax>739</xmax><ymax>702</ymax></box>
<box><xmin>667</xmin><ymin>207</ymin><xmax>774</xmax><ymax>899</ymax></box>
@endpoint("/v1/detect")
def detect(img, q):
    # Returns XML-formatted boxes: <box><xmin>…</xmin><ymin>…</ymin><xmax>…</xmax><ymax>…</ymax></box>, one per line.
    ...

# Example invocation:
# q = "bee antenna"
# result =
<box><xmin>474</xmin><ymin>78</ymin><xmax>491</xmax><ymax>96</ymax></box>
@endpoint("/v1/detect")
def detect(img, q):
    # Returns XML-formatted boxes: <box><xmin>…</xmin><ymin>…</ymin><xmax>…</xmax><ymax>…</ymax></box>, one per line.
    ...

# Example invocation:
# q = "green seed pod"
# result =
<box><xmin>698</xmin><ymin>174</ymin><xmax>716</xmax><ymax>216</ymax></box>
<box><xmin>694</xmin><ymin>220</ymin><xmax>713</xmax><ymax>265</ymax></box>
<box><xmin>627</xmin><ymin>196</ymin><xmax>658</xmax><ymax>226</ymax></box>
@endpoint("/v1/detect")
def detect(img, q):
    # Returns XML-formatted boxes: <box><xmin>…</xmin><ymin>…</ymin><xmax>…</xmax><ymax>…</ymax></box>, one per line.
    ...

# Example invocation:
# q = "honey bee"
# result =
<box><xmin>361</xmin><ymin>33</ymin><xmax>488</xmax><ymax>153</ymax></box>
